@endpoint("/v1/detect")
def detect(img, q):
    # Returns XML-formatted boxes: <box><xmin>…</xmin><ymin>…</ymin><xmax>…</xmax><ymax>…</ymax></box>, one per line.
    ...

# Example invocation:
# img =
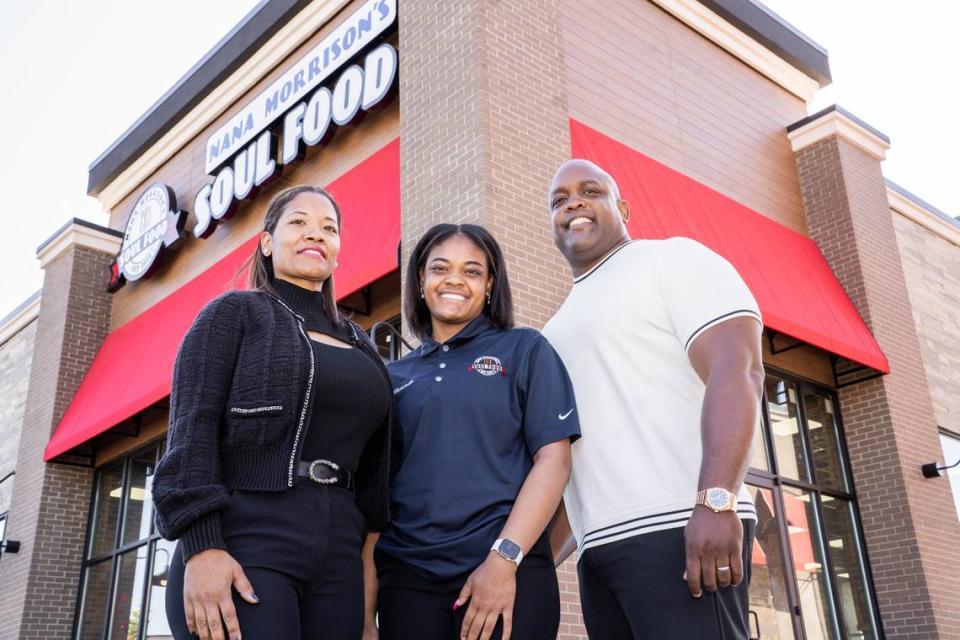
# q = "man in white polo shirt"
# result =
<box><xmin>543</xmin><ymin>159</ymin><xmax>765</xmax><ymax>639</ymax></box>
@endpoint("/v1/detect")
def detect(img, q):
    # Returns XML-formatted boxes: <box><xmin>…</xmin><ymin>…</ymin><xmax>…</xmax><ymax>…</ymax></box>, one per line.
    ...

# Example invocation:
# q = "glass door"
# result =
<box><xmin>746</xmin><ymin>478</ymin><xmax>805</xmax><ymax>640</ymax></box>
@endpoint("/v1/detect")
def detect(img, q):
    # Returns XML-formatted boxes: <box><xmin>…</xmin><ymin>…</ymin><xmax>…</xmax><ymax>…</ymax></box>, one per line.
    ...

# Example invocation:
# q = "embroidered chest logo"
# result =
<box><xmin>468</xmin><ymin>356</ymin><xmax>506</xmax><ymax>377</ymax></box>
<box><xmin>393</xmin><ymin>379</ymin><xmax>415</xmax><ymax>395</ymax></box>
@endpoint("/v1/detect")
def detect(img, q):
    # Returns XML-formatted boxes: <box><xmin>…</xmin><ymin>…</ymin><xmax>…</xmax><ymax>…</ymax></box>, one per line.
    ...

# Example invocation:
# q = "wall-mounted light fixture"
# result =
<box><xmin>921</xmin><ymin>458</ymin><xmax>960</xmax><ymax>479</ymax></box>
<box><xmin>1</xmin><ymin>539</ymin><xmax>20</xmax><ymax>553</ymax></box>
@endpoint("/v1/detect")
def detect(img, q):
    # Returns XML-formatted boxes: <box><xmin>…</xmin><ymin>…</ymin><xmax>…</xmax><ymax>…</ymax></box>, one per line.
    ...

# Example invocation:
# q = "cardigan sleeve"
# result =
<box><xmin>152</xmin><ymin>293</ymin><xmax>245</xmax><ymax>561</ymax></box>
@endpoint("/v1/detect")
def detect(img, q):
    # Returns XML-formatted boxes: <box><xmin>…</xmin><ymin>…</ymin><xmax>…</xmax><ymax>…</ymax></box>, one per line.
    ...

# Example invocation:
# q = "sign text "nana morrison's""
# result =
<box><xmin>204</xmin><ymin>0</ymin><xmax>396</xmax><ymax>174</ymax></box>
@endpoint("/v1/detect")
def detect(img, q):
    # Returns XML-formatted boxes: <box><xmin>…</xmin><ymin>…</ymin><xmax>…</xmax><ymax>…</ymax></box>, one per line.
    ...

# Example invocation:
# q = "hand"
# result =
<box><xmin>362</xmin><ymin>621</ymin><xmax>380</xmax><ymax>640</ymax></box>
<box><xmin>683</xmin><ymin>508</ymin><xmax>743</xmax><ymax>598</ymax></box>
<box><xmin>456</xmin><ymin>552</ymin><xmax>518</xmax><ymax>640</ymax></box>
<box><xmin>183</xmin><ymin>548</ymin><xmax>258</xmax><ymax>640</ymax></box>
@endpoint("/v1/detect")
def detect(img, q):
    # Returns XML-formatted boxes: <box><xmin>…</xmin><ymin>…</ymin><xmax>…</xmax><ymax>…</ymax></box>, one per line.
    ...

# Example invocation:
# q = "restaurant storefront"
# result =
<box><xmin>1</xmin><ymin>1</ymin><xmax>959</xmax><ymax>639</ymax></box>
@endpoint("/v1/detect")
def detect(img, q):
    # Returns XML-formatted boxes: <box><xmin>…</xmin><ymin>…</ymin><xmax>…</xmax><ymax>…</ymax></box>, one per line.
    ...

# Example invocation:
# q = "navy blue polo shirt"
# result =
<box><xmin>376</xmin><ymin>315</ymin><xmax>581</xmax><ymax>580</ymax></box>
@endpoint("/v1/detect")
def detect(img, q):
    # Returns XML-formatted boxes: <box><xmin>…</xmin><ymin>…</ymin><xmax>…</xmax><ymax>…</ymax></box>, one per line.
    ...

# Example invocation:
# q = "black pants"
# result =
<box><xmin>376</xmin><ymin>535</ymin><xmax>560</xmax><ymax>640</ymax></box>
<box><xmin>166</xmin><ymin>483</ymin><xmax>367</xmax><ymax>640</ymax></box>
<box><xmin>577</xmin><ymin>520</ymin><xmax>755</xmax><ymax>640</ymax></box>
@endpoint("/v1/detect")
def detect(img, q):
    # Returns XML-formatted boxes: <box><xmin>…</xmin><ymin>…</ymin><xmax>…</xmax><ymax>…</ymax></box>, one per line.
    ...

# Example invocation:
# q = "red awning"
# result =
<box><xmin>570</xmin><ymin>119</ymin><xmax>889</xmax><ymax>374</ymax></box>
<box><xmin>44</xmin><ymin>138</ymin><xmax>400</xmax><ymax>461</ymax></box>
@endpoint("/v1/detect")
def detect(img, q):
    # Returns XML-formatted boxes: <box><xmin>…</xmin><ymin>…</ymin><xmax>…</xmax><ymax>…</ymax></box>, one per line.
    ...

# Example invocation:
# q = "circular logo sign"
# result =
<box><xmin>110</xmin><ymin>184</ymin><xmax>185</xmax><ymax>291</ymax></box>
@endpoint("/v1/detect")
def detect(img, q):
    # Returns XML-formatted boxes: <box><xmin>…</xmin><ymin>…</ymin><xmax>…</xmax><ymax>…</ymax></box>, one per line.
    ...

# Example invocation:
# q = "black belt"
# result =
<box><xmin>297</xmin><ymin>459</ymin><xmax>354</xmax><ymax>493</ymax></box>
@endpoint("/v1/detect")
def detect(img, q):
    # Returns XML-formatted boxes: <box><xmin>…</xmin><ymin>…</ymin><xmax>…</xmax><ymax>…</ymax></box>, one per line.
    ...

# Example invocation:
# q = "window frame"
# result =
<box><xmin>746</xmin><ymin>367</ymin><xmax>883</xmax><ymax>640</ymax></box>
<box><xmin>73</xmin><ymin>438</ymin><xmax>166</xmax><ymax>640</ymax></box>
<box><xmin>938</xmin><ymin>428</ymin><xmax>960</xmax><ymax>521</ymax></box>
<box><xmin>0</xmin><ymin>511</ymin><xmax>7</xmax><ymax>554</ymax></box>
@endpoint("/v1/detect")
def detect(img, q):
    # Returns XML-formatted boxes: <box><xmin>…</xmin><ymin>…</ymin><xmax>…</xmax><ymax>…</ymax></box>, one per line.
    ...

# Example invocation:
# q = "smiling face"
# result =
<box><xmin>419</xmin><ymin>233</ymin><xmax>493</xmax><ymax>341</ymax></box>
<box><xmin>260</xmin><ymin>191</ymin><xmax>341</xmax><ymax>291</ymax></box>
<box><xmin>548</xmin><ymin>159</ymin><xmax>631</xmax><ymax>276</ymax></box>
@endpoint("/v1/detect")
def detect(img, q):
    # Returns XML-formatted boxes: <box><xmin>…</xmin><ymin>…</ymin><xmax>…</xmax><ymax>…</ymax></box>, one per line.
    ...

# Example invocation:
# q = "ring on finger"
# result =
<box><xmin>717</xmin><ymin>566</ymin><xmax>731</xmax><ymax>572</ymax></box>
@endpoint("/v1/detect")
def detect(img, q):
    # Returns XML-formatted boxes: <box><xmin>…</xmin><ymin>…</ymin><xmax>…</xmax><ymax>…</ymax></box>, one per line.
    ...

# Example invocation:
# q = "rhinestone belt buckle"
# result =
<box><xmin>308</xmin><ymin>459</ymin><xmax>340</xmax><ymax>484</ymax></box>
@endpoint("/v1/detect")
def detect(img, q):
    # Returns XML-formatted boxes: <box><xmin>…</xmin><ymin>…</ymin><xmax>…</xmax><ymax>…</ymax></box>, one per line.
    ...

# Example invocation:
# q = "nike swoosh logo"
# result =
<box><xmin>559</xmin><ymin>409</ymin><xmax>574</xmax><ymax>420</ymax></box>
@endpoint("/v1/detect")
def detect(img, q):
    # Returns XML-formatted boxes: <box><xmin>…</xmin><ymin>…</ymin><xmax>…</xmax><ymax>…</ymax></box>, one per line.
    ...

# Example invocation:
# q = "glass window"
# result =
<box><xmin>802</xmin><ymin>389</ymin><xmax>848</xmax><ymax>491</ymax></box>
<box><xmin>749</xmin><ymin>415</ymin><xmax>770</xmax><ymax>472</ymax></box>
<box><xmin>373</xmin><ymin>315</ymin><xmax>404</xmax><ymax>361</ymax></box>
<box><xmin>746</xmin><ymin>486</ymin><xmax>795</xmax><ymax>639</ymax></box>
<box><xmin>820</xmin><ymin>496</ymin><xmax>878</xmax><ymax>639</ymax></box>
<box><xmin>765</xmin><ymin>377</ymin><xmax>811</xmax><ymax>482</ymax></box>
<box><xmin>77</xmin><ymin>560</ymin><xmax>113</xmax><ymax>640</ymax></box>
<box><xmin>79</xmin><ymin>441</ymin><xmax>164</xmax><ymax>640</ymax></box>
<box><xmin>109</xmin><ymin>548</ymin><xmax>150</xmax><ymax>640</ymax></box>
<box><xmin>940</xmin><ymin>432</ymin><xmax>960</xmax><ymax>520</ymax></box>
<box><xmin>121</xmin><ymin>449</ymin><xmax>157</xmax><ymax>546</ymax></box>
<box><xmin>782</xmin><ymin>485</ymin><xmax>838</xmax><ymax>640</ymax></box>
<box><xmin>144</xmin><ymin>538</ymin><xmax>177</xmax><ymax>639</ymax></box>
<box><xmin>746</xmin><ymin>371</ymin><xmax>881</xmax><ymax>640</ymax></box>
<box><xmin>89</xmin><ymin>460</ymin><xmax>125</xmax><ymax>559</ymax></box>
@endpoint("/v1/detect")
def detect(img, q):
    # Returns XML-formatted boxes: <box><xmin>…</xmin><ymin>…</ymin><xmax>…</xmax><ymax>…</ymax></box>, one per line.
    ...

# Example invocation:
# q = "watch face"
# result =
<box><xmin>707</xmin><ymin>488</ymin><xmax>730</xmax><ymax>509</ymax></box>
<box><xmin>498</xmin><ymin>539</ymin><xmax>521</xmax><ymax>560</ymax></box>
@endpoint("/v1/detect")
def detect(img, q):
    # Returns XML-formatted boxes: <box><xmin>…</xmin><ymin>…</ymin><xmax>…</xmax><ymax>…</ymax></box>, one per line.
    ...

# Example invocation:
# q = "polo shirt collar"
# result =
<box><xmin>419</xmin><ymin>314</ymin><xmax>496</xmax><ymax>357</ymax></box>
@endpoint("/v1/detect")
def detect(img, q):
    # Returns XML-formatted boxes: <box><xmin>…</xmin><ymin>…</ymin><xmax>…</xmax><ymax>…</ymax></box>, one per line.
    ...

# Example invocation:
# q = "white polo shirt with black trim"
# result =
<box><xmin>543</xmin><ymin>237</ymin><xmax>761</xmax><ymax>554</ymax></box>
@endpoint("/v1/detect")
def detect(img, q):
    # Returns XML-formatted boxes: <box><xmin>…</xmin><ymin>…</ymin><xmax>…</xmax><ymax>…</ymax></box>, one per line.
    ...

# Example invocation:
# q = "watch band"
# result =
<box><xmin>491</xmin><ymin>538</ymin><xmax>524</xmax><ymax>565</ymax></box>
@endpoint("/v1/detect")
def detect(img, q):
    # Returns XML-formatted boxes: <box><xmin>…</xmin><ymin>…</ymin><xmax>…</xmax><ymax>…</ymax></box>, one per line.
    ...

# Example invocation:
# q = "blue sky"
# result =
<box><xmin>0</xmin><ymin>1</ymin><xmax>956</xmax><ymax>319</ymax></box>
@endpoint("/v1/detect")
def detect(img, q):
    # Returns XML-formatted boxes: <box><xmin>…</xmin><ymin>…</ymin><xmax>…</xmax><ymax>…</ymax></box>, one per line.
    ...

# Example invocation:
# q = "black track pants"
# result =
<box><xmin>577</xmin><ymin>520</ymin><xmax>755</xmax><ymax>640</ymax></box>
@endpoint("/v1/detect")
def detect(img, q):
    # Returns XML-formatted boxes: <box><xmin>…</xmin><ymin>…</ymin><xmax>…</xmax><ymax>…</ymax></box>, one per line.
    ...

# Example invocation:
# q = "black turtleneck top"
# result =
<box><xmin>270</xmin><ymin>278</ymin><xmax>391</xmax><ymax>474</ymax></box>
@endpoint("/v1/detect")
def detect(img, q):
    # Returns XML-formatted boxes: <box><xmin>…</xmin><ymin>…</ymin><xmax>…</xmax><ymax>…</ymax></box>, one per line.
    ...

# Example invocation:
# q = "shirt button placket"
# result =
<box><xmin>436</xmin><ymin>344</ymin><xmax>450</xmax><ymax>382</ymax></box>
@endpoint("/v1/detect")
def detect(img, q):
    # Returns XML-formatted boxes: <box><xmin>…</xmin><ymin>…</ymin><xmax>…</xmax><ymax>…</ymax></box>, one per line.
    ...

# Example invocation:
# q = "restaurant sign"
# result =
<box><xmin>107</xmin><ymin>0</ymin><xmax>398</xmax><ymax>291</ymax></box>
<box><xmin>108</xmin><ymin>184</ymin><xmax>186</xmax><ymax>292</ymax></box>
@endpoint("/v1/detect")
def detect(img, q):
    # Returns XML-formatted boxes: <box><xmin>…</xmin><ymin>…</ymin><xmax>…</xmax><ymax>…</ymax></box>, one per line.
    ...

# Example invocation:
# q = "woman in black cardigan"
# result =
<box><xmin>153</xmin><ymin>185</ymin><xmax>395</xmax><ymax>640</ymax></box>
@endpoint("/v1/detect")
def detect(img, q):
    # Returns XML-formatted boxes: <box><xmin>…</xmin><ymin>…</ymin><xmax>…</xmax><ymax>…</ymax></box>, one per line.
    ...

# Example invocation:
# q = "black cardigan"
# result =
<box><xmin>152</xmin><ymin>285</ymin><xmax>396</xmax><ymax>561</ymax></box>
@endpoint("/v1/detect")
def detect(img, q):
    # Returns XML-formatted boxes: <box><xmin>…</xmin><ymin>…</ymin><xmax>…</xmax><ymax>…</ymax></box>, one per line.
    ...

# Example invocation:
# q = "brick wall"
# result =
<box><xmin>0</xmin><ymin>242</ymin><xmax>115</xmax><ymax>639</ymax></box>
<box><xmin>399</xmin><ymin>2</ymin><xmax>583</xmax><ymax>638</ymax></box>
<box><xmin>399</xmin><ymin>0</ymin><xmax>572</xmax><ymax>331</ymax></box>
<box><xmin>794</xmin><ymin>134</ymin><xmax>960</xmax><ymax>639</ymax></box>
<box><xmin>891</xmin><ymin>212</ymin><xmax>960</xmax><ymax>433</ymax></box>
<box><xmin>0</xmin><ymin>319</ymin><xmax>37</xmax><ymax>516</ymax></box>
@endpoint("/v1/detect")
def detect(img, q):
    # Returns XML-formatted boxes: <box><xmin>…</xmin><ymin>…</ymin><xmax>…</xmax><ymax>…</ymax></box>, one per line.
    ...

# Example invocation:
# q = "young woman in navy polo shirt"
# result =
<box><xmin>362</xmin><ymin>224</ymin><xmax>581</xmax><ymax>640</ymax></box>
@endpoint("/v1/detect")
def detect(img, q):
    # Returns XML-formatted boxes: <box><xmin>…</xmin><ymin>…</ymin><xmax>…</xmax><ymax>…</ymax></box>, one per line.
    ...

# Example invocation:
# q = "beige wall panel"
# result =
<box><xmin>0</xmin><ymin>319</ymin><xmax>36</xmax><ymax>514</ymax></box>
<box><xmin>106</xmin><ymin>13</ymin><xmax>399</xmax><ymax>329</ymax></box>
<box><xmin>95</xmin><ymin>408</ymin><xmax>169</xmax><ymax>467</ymax></box>
<box><xmin>892</xmin><ymin>212</ymin><xmax>960</xmax><ymax>432</ymax></box>
<box><xmin>762</xmin><ymin>336</ymin><xmax>835</xmax><ymax>388</ymax></box>
<box><xmin>562</xmin><ymin>0</ymin><xmax>808</xmax><ymax>234</ymax></box>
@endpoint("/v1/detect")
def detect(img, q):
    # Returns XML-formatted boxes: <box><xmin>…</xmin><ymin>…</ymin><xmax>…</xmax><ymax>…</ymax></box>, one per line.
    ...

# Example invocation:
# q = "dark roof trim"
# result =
<box><xmin>697</xmin><ymin>0</ymin><xmax>832</xmax><ymax>86</ymax></box>
<box><xmin>36</xmin><ymin>218</ymin><xmax>124</xmax><ymax>255</ymax></box>
<box><xmin>786</xmin><ymin>104</ymin><xmax>890</xmax><ymax>143</ymax></box>
<box><xmin>87</xmin><ymin>0</ymin><xmax>313</xmax><ymax>197</ymax></box>
<box><xmin>887</xmin><ymin>180</ymin><xmax>960</xmax><ymax>227</ymax></box>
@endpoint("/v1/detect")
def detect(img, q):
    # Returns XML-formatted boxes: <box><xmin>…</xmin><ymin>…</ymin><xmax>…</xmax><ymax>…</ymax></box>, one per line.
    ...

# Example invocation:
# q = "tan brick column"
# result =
<box><xmin>399</xmin><ymin>4</ymin><xmax>587</xmax><ymax>638</ymax></box>
<box><xmin>789</xmin><ymin>106</ymin><xmax>960</xmax><ymax>639</ymax></box>
<box><xmin>399</xmin><ymin>0</ymin><xmax>572</xmax><ymax>329</ymax></box>
<box><xmin>0</xmin><ymin>221</ymin><xmax>120</xmax><ymax>639</ymax></box>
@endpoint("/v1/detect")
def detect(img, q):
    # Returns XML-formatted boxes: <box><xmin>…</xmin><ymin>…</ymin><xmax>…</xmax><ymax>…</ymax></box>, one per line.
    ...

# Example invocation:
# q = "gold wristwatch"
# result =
<box><xmin>695</xmin><ymin>487</ymin><xmax>737</xmax><ymax>513</ymax></box>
